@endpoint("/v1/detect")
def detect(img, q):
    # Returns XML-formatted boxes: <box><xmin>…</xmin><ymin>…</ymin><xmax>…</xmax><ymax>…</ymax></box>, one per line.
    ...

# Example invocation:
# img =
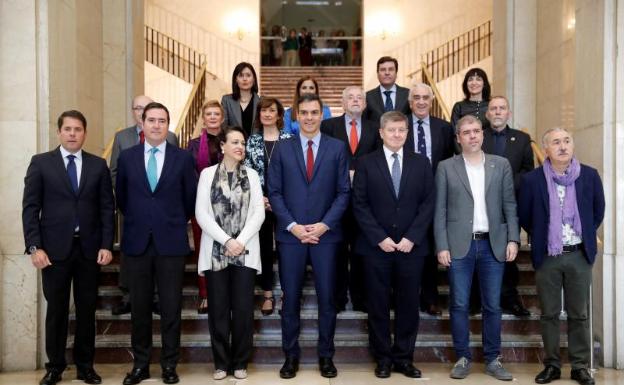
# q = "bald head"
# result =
<box><xmin>132</xmin><ymin>95</ymin><xmax>153</xmax><ymax>126</ymax></box>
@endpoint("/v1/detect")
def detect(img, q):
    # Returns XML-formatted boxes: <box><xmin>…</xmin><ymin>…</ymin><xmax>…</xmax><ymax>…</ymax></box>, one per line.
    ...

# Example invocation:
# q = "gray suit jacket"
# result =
<box><xmin>221</xmin><ymin>93</ymin><xmax>260</xmax><ymax>132</ymax></box>
<box><xmin>434</xmin><ymin>153</ymin><xmax>519</xmax><ymax>261</ymax></box>
<box><xmin>109</xmin><ymin>125</ymin><xmax>179</xmax><ymax>187</ymax></box>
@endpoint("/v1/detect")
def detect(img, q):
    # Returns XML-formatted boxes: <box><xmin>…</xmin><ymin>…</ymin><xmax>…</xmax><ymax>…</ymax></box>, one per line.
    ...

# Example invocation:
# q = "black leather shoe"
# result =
<box><xmin>535</xmin><ymin>365</ymin><xmax>561</xmax><ymax>384</ymax></box>
<box><xmin>77</xmin><ymin>368</ymin><xmax>102</xmax><ymax>384</ymax></box>
<box><xmin>161</xmin><ymin>367</ymin><xmax>179</xmax><ymax>384</ymax></box>
<box><xmin>422</xmin><ymin>304</ymin><xmax>442</xmax><ymax>316</ymax></box>
<box><xmin>152</xmin><ymin>301</ymin><xmax>160</xmax><ymax>315</ymax></box>
<box><xmin>280</xmin><ymin>357</ymin><xmax>299</xmax><ymax>379</ymax></box>
<box><xmin>393</xmin><ymin>362</ymin><xmax>422</xmax><ymax>378</ymax></box>
<box><xmin>571</xmin><ymin>368</ymin><xmax>595</xmax><ymax>385</ymax></box>
<box><xmin>39</xmin><ymin>369</ymin><xmax>62</xmax><ymax>385</ymax></box>
<box><xmin>123</xmin><ymin>367</ymin><xmax>150</xmax><ymax>385</ymax></box>
<box><xmin>503</xmin><ymin>303</ymin><xmax>531</xmax><ymax>317</ymax></box>
<box><xmin>112</xmin><ymin>301</ymin><xmax>131</xmax><ymax>315</ymax></box>
<box><xmin>319</xmin><ymin>357</ymin><xmax>337</xmax><ymax>378</ymax></box>
<box><xmin>374</xmin><ymin>362</ymin><xmax>392</xmax><ymax>378</ymax></box>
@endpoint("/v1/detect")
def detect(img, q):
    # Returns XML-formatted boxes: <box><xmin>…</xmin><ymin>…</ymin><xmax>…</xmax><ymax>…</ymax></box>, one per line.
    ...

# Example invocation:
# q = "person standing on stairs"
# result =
<box><xmin>221</xmin><ymin>62</ymin><xmax>261</xmax><ymax>137</ymax></box>
<box><xmin>283</xmin><ymin>75</ymin><xmax>332</xmax><ymax>135</ymax></box>
<box><xmin>518</xmin><ymin>127</ymin><xmax>604</xmax><ymax>385</ymax></box>
<box><xmin>362</xmin><ymin>56</ymin><xmax>411</xmax><ymax>125</ymax></box>
<box><xmin>22</xmin><ymin>110</ymin><xmax>114</xmax><ymax>385</ymax></box>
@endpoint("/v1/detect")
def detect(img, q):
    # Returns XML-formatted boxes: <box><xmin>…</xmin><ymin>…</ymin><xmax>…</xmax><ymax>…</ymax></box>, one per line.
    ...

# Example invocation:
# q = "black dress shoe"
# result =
<box><xmin>279</xmin><ymin>357</ymin><xmax>299</xmax><ymax>379</ymax></box>
<box><xmin>422</xmin><ymin>304</ymin><xmax>442</xmax><ymax>316</ymax></box>
<box><xmin>374</xmin><ymin>362</ymin><xmax>392</xmax><ymax>378</ymax></box>
<box><xmin>123</xmin><ymin>367</ymin><xmax>150</xmax><ymax>385</ymax></box>
<box><xmin>152</xmin><ymin>301</ymin><xmax>160</xmax><ymax>315</ymax></box>
<box><xmin>77</xmin><ymin>368</ymin><xmax>102</xmax><ymax>384</ymax></box>
<box><xmin>503</xmin><ymin>303</ymin><xmax>531</xmax><ymax>317</ymax></box>
<box><xmin>571</xmin><ymin>368</ymin><xmax>595</xmax><ymax>385</ymax></box>
<box><xmin>319</xmin><ymin>357</ymin><xmax>337</xmax><ymax>378</ymax></box>
<box><xmin>161</xmin><ymin>367</ymin><xmax>179</xmax><ymax>384</ymax></box>
<box><xmin>112</xmin><ymin>301</ymin><xmax>131</xmax><ymax>315</ymax></box>
<box><xmin>535</xmin><ymin>365</ymin><xmax>561</xmax><ymax>384</ymax></box>
<box><xmin>393</xmin><ymin>362</ymin><xmax>422</xmax><ymax>378</ymax></box>
<box><xmin>39</xmin><ymin>369</ymin><xmax>62</xmax><ymax>385</ymax></box>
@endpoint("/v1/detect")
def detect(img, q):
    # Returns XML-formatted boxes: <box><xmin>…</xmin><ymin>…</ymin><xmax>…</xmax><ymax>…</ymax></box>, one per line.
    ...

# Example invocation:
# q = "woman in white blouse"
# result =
<box><xmin>195</xmin><ymin>126</ymin><xmax>265</xmax><ymax>380</ymax></box>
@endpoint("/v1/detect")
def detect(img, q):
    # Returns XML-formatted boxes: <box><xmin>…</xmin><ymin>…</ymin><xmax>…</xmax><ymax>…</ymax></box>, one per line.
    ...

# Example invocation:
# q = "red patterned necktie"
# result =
<box><xmin>349</xmin><ymin>119</ymin><xmax>359</xmax><ymax>154</ymax></box>
<box><xmin>306</xmin><ymin>140</ymin><xmax>314</xmax><ymax>182</ymax></box>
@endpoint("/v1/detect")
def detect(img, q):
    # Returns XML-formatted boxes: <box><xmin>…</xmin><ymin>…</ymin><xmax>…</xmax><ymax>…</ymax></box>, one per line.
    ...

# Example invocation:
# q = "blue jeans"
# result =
<box><xmin>448</xmin><ymin>239</ymin><xmax>505</xmax><ymax>363</ymax></box>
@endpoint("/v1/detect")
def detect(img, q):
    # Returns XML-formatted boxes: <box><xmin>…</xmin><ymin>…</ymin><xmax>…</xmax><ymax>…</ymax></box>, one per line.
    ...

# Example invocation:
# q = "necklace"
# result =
<box><xmin>263</xmin><ymin>137</ymin><xmax>277</xmax><ymax>166</ymax></box>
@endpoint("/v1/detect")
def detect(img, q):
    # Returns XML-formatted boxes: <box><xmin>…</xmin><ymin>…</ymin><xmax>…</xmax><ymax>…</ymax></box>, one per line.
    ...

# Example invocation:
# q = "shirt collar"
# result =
<box><xmin>379</xmin><ymin>84</ymin><xmax>397</xmax><ymax>94</ymax></box>
<box><xmin>344</xmin><ymin>114</ymin><xmax>361</xmax><ymax>126</ymax></box>
<box><xmin>462</xmin><ymin>151</ymin><xmax>485</xmax><ymax>167</ymax></box>
<box><xmin>299</xmin><ymin>132</ymin><xmax>321</xmax><ymax>148</ymax></box>
<box><xmin>144</xmin><ymin>140</ymin><xmax>167</xmax><ymax>154</ymax></box>
<box><xmin>383</xmin><ymin>145</ymin><xmax>403</xmax><ymax>159</ymax></box>
<box><xmin>491</xmin><ymin>125</ymin><xmax>509</xmax><ymax>136</ymax></box>
<box><xmin>412</xmin><ymin>114</ymin><xmax>430</xmax><ymax>125</ymax></box>
<box><xmin>59</xmin><ymin>145</ymin><xmax>82</xmax><ymax>160</ymax></box>
<box><xmin>135</xmin><ymin>125</ymin><xmax>142</xmax><ymax>135</ymax></box>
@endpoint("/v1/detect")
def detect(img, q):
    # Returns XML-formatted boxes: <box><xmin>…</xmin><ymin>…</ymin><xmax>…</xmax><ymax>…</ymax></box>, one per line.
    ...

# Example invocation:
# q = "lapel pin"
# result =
<box><xmin>511</xmin><ymin>137</ymin><xmax>516</xmax><ymax>141</ymax></box>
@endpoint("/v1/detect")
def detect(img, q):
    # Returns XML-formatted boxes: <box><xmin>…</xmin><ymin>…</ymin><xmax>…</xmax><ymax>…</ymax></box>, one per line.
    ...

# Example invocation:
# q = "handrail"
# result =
<box><xmin>102</xmin><ymin>126</ymin><xmax>122</xmax><ymax>162</ymax></box>
<box><xmin>420</xmin><ymin>62</ymin><xmax>451</xmax><ymax>121</ymax></box>
<box><xmin>175</xmin><ymin>62</ymin><xmax>208</xmax><ymax>149</ymax></box>
<box><xmin>522</xmin><ymin>128</ymin><xmax>545</xmax><ymax>166</ymax></box>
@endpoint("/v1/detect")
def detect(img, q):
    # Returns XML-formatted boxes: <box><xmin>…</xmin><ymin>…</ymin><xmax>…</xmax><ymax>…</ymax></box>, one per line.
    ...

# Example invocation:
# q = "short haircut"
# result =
<box><xmin>341</xmin><ymin>85</ymin><xmax>365</xmax><ymax>101</ymax></box>
<box><xmin>57</xmin><ymin>110</ymin><xmax>87</xmax><ymax>131</ymax></box>
<box><xmin>376</xmin><ymin>56</ymin><xmax>398</xmax><ymax>72</ymax></box>
<box><xmin>201</xmin><ymin>100</ymin><xmax>224</xmax><ymax>116</ymax></box>
<box><xmin>231</xmin><ymin>62</ymin><xmax>258</xmax><ymax>101</ymax></box>
<box><xmin>219</xmin><ymin>126</ymin><xmax>248</xmax><ymax>144</ymax></box>
<box><xmin>461</xmin><ymin>67</ymin><xmax>491</xmax><ymax>101</ymax></box>
<box><xmin>142</xmin><ymin>102</ymin><xmax>170</xmax><ymax>123</ymax></box>
<box><xmin>380</xmin><ymin>111</ymin><xmax>408</xmax><ymax>129</ymax></box>
<box><xmin>409</xmin><ymin>83</ymin><xmax>434</xmax><ymax>98</ymax></box>
<box><xmin>489</xmin><ymin>95</ymin><xmax>510</xmax><ymax>108</ymax></box>
<box><xmin>296</xmin><ymin>93</ymin><xmax>323</xmax><ymax>111</ymax></box>
<box><xmin>254</xmin><ymin>96</ymin><xmax>285</xmax><ymax>131</ymax></box>
<box><xmin>455</xmin><ymin>114</ymin><xmax>482</xmax><ymax>135</ymax></box>
<box><xmin>541</xmin><ymin>127</ymin><xmax>571</xmax><ymax>148</ymax></box>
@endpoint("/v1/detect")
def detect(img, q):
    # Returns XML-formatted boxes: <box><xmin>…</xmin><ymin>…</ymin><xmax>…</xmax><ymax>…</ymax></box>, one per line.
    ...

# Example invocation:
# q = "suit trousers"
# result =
<box><xmin>419</xmin><ymin>231</ymin><xmax>439</xmax><ymax>308</ymax></box>
<box><xmin>279</xmin><ymin>242</ymin><xmax>338</xmax><ymax>358</ymax></box>
<box><xmin>118</xmin><ymin>215</ymin><xmax>159</xmax><ymax>302</ymax></box>
<box><xmin>335</xmin><ymin>209</ymin><xmax>366</xmax><ymax>309</ymax></box>
<box><xmin>258</xmin><ymin>211</ymin><xmax>276</xmax><ymax>291</ymax></box>
<box><xmin>42</xmin><ymin>236</ymin><xmax>99</xmax><ymax>371</ymax></box>
<box><xmin>535</xmin><ymin>249</ymin><xmax>591</xmax><ymax>370</ymax></box>
<box><xmin>363</xmin><ymin>251</ymin><xmax>425</xmax><ymax>365</ymax></box>
<box><xmin>205</xmin><ymin>265</ymin><xmax>256</xmax><ymax>371</ymax></box>
<box><xmin>125</xmin><ymin>238</ymin><xmax>185</xmax><ymax>369</ymax></box>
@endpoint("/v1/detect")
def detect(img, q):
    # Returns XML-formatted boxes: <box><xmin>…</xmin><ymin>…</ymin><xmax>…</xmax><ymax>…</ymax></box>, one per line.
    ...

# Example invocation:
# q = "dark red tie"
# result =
<box><xmin>306</xmin><ymin>140</ymin><xmax>314</xmax><ymax>182</ymax></box>
<box><xmin>349</xmin><ymin>119</ymin><xmax>359</xmax><ymax>154</ymax></box>
<box><xmin>139</xmin><ymin>130</ymin><xmax>145</xmax><ymax>144</ymax></box>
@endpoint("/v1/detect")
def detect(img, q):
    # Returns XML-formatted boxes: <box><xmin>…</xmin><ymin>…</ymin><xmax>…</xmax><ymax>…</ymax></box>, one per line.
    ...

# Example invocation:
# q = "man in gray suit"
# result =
<box><xmin>110</xmin><ymin>95</ymin><xmax>179</xmax><ymax>315</ymax></box>
<box><xmin>434</xmin><ymin>114</ymin><xmax>519</xmax><ymax>381</ymax></box>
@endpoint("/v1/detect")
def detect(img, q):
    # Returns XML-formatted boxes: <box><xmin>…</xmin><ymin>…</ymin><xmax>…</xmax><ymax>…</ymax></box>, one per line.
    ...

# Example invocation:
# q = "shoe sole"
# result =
<box><xmin>320</xmin><ymin>372</ymin><xmax>337</xmax><ymax>378</ymax></box>
<box><xmin>535</xmin><ymin>375</ymin><xmax>560</xmax><ymax>384</ymax></box>
<box><xmin>485</xmin><ymin>371</ymin><xmax>513</xmax><ymax>381</ymax></box>
<box><xmin>279</xmin><ymin>373</ymin><xmax>296</xmax><ymax>379</ymax></box>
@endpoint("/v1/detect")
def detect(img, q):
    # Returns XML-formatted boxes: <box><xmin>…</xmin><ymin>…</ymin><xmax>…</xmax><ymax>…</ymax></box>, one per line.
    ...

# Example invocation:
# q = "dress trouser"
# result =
<box><xmin>335</xmin><ymin>208</ymin><xmax>365</xmax><ymax>308</ymax></box>
<box><xmin>258</xmin><ymin>211</ymin><xmax>276</xmax><ymax>292</ymax></box>
<box><xmin>42</xmin><ymin>236</ymin><xmax>99</xmax><ymax>372</ymax></box>
<box><xmin>125</xmin><ymin>238</ymin><xmax>185</xmax><ymax>369</ymax></box>
<box><xmin>419</xmin><ymin>230</ymin><xmax>439</xmax><ymax>309</ymax></box>
<box><xmin>535</xmin><ymin>249</ymin><xmax>591</xmax><ymax>370</ymax></box>
<box><xmin>205</xmin><ymin>265</ymin><xmax>256</xmax><ymax>371</ymax></box>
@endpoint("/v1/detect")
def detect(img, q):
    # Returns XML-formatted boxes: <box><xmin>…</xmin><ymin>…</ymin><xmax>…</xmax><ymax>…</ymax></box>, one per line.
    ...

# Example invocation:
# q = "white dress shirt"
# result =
<box><xmin>59</xmin><ymin>146</ymin><xmax>82</xmax><ymax>186</ymax></box>
<box><xmin>464</xmin><ymin>153</ymin><xmax>489</xmax><ymax>232</ymax></box>
<box><xmin>144</xmin><ymin>141</ymin><xmax>167</xmax><ymax>181</ymax></box>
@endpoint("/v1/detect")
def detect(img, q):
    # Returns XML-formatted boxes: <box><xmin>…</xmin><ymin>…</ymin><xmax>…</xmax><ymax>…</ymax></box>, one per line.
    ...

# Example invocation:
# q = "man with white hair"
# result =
<box><xmin>519</xmin><ymin>128</ymin><xmax>604</xmax><ymax>385</ymax></box>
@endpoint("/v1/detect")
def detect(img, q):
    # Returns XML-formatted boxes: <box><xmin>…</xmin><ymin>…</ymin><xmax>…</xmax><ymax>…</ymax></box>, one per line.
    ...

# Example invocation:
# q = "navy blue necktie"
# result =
<box><xmin>67</xmin><ymin>155</ymin><xmax>79</xmax><ymax>194</ymax></box>
<box><xmin>383</xmin><ymin>90</ymin><xmax>393</xmax><ymax>111</ymax></box>
<box><xmin>416</xmin><ymin>119</ymin><xmax>426</xmax><ymax>156</ymax></box>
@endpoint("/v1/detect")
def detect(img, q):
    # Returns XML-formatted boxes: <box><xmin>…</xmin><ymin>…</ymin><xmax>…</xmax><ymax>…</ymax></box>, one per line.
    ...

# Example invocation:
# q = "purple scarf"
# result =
<box><xmin>197</xmin><ymin>129</ymin><xmax>210</xmax><ymax>172</ymax></box>
<box><xmin>543</xmin><ymin>157</ymin><xmax>582</xmax><ymax>256</ymax></box>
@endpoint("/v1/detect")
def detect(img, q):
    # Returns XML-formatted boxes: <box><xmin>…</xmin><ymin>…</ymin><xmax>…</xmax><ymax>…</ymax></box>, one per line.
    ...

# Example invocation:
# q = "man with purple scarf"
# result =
<box><xmin>518</xmin><ymin>127</ymin><xmax>604</xmax><ymax>385</ymax></box>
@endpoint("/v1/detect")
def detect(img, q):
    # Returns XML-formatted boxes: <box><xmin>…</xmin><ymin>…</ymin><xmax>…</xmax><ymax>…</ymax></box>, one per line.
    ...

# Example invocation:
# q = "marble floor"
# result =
<box><xmin>0</xmin><ymin>363</ymin><xmax>621</xmax><ymax>384</ymax></box>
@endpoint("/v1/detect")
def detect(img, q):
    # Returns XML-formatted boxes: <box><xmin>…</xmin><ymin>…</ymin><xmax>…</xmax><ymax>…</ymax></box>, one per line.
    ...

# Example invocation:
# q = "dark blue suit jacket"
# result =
<box><xmin>267</xmin><ymin>134</ymin><xmax>351</xmax><ymax>244</ymax></box>
<box><xmin>518</xmin><ymin>164</ymin><xmax>605</xmax><ymax>269</ymax></box>
<box><xmin>116</xmin><ymin>143</ymin><xmax>197</xmax><ymax>256</ymax></box>
<box><xmin>352</xmin><ymin>149</ymin><xmax>435</xmax><ymax>257</ymax></box>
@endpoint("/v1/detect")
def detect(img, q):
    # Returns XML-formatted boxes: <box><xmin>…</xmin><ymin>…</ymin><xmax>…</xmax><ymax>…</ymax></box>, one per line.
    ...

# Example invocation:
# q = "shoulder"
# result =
<box><xmin>199</xmin><ymin>164</ymin><xmax>218</xmax><ymax>180</ymax></box>
<box><xmin>523</xmin><ymin>166</ymin><xmax>544</xmax><ymax>182</ymax></box>
<box><xmin>405</xmin><ymin>150</ymin><xmax>430</xmax><ymax>165</ymax></box>
<box><xmin>322</xmin><ymin>133</ymin><xmax>346</xmax><ymax>148</ymax></box>
<box><xmin>358</xmin><ymin>149</ymin><xmax>382</xmax><ymax>165</ymax></box>
<box><xmin>580</xmin><ymin>164</ymin><xmax>600</xmax><ymax>179</ymax></box>
<box><xmin>396</xmin><ymin>84</ymin><xmax>410</xmax><ymax>94</ymax></box>
<box><xmin>82</xmin><ymin>151</ymin><xmax>107</xmax><ymax>165</ymax></box>
<box><xmin>322</xmin><ymin>115</ymin><xmax>342</xmax><ymax>127</ymax></box>
<box><xmin>508</xmin><ymin>127</ymin><xmax>531</xmax><ymax>140</ymax></box>
<box><xmin>365</xmin><ymin>88</ymin><xmax>378</xmax><ymax>98</ymax></box>
<box><xmin>248</xmin><ymin>133</ymin><xmax>263</xmax><ymax>143</ymax></box>
<box><xmin>221</xmin><ymin>94</ymin><xmax>234</xmax><ymax>104</ymax></box>
<box><xmin>430</xmin><ymin>116</ymin><xmax>452</xmax><ymax>129</ymax></box>
<box><xmin>439</xmin><ymin>154</ymin><xmax>459</xmax><ymax>169</ymax></box>
<box><xmin>244</xmin><ymin>166</ymin><xmax>260</xmax><ymax>180</ymax></box>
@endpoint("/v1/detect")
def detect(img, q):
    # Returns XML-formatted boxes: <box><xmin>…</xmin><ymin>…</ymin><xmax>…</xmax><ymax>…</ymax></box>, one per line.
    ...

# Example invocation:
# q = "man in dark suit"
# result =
<box><xmin>405</xmin><ymin>83</ymin><xmax>456</xmax><ymax>316</ymax></box>
<box><xmin>483</xmin><ymin>95</ymin><xmax>534</xmax><ymax>317</ymax></box>
<box><xmin>116</xmin><ymin>102</ymin><xmax>197</xmax><ymax>385</ymax></box>
<box><xmin>352</xmin><ymin>111</ymin><xmax>434</xmax><ymax>378</ymax></box>
<box><xmin>519</xmin><ymin>128</ymin><xmax>604</xmax><ymax>385</ymax></box>
<box><xmin>22</xmin><ymin>110</ymin><xmax>114</xmax><ymax>385</ymax></box>
<box><xmin>321</xmin><ymin>85</ymin><xmax>380</xmax><ymax>312</ymax></box>
<box><xmin>363</xmin><ymin>56</ymin><xmax>411</xmax><ymax>124</ymax></box>
<box><xmin>268</xmin><ymin>94</ymin><xmax>350</xmax><ymax>379</ymax></box>
<box><xmin>110</xmin><ymin>95</ymin><xmax>178</xmax><ymax>316</ymax></box>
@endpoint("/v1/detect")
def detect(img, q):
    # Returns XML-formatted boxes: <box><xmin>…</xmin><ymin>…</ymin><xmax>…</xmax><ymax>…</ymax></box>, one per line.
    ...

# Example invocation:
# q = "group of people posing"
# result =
<box><xmin>22</xmin><ymin>56</ymin><xmax>604</xmax><ymax>385</ymax></box>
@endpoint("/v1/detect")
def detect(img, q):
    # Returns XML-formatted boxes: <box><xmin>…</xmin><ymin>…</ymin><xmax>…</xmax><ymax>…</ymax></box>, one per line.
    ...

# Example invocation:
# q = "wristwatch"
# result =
<box><xmin>28</xmin><ymin>246</ymin><xmax>38</xmax><ymax>255</ymax></box>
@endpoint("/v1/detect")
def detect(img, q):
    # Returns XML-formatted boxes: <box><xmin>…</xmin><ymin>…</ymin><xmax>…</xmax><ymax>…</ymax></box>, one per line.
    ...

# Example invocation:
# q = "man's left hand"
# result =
<box><xmin>305</xmin><ymin>223</ymin><xmax>329</xmax><ymax>239</ymax></box>
<box><xmin>396</xmin><ymin>238</ymin><xmax>414</xmax><ymax>253</ymax></box>
<box><xmin>97</xmin><ymin>249</ymin><xmax>113</xmax><ymax>265</ymax></box>
<box><xmin>506</xmin><ymin>242</ymin><xmax>518</xmax><ymax>262</ymax></box>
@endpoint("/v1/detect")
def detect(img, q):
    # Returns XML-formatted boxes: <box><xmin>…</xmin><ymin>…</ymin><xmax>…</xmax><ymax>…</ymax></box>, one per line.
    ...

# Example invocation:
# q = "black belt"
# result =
<box><xmin>562</xmin><ymin>243</ymin><xmax>582</xmax><ymax>253</ymax></box>
<box><xmin>472</xmin><ymin>232</ymin><xmax>489</xmax><ymax>240</ymax></box>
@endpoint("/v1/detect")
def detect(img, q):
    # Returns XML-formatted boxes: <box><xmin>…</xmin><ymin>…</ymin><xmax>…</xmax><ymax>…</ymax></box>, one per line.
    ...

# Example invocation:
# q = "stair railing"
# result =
<box><xmin>420</xmin><ymin>62</ymin><xmax>451</xmax><ymax>121</ymax></box>
<box><xmin>175</xmin><ymin>62</ymin><xmax>208</xmax><ymax>149</ymax></box>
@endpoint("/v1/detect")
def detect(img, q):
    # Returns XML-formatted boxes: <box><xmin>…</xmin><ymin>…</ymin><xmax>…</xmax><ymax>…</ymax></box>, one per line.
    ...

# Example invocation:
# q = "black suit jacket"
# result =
<box><xmin>363</xmin><ymin>85</ymin><xmax>411</xmax><ymax>124</ymax></box>
<box><xmin>321</xmin><ymin>114</ymin><xmax>380</xmax><ymax>170</ymax></box>
<box><xmin>22</xmin><ymin>147</ymin><xmax>115</xmax><ymax>261</ymax></box>
<box><xmin>352</xmin><ymin>149</ymin><xmax>435</xmax><ymax>258</ymax></box>
<box><xmin>482</xmin><ymin>126</ymin><xmax>534</xmax><ymax>190</ymax></box>
<box><xmin>405</xmin><ymin>114</ymin><xmax>456</xmax><ymax>173</ymax></box>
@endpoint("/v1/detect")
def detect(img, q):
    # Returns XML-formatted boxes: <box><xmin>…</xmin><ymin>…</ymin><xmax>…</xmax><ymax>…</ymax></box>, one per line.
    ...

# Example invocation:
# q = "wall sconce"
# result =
<box><xmin>224</xmin><ymin>9</ymin><xmax>254</xmax><ymax>40</ymax></box>
<box><xmin>366</xmin><ymin>10</ymin><xmax>401</xmax><ymax>40</ymax></box>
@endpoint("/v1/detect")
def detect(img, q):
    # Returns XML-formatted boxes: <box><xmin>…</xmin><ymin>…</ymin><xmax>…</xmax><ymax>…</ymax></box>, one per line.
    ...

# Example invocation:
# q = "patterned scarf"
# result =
<box><xmin>210</xmin><ymin>163</ymin><xmax>250</xmax><ymax>271</ymax></box>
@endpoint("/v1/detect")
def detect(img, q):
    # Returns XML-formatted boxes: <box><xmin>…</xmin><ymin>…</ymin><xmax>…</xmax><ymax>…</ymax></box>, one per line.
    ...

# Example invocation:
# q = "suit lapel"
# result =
<box><xmin>374</xmin><ymin>150</ymin><xmax>397</xmax><ymax>200</ymax></box>
<box><xmin>452</xmin><ymin>155</ymin><xmax>473</xmax><ymax>199</ymax></box>
<box><xmin>132</xmin><ymin>145</ymin><xmax>152</xmax><ymax>193</ymax></box>
<box><xmin>484</xmin><ymin>154</ymin><xmax>494</xmax><ymax>194</ymax></box>
<box><xmin>77</xmin><ymin>153</ymin><xmax>89</xmax><ymax>196</ymax></box>
<box><xmin>292</xmin><ymin>137</ymin><xmax>308</xmax><ymax>181</ymax></box>
<box><xmin>311</xmin><ymin>135</ymin><xmax>328</xmax><ymax>181</ymax></box>
<box><xmin>336</xmin><ymin>115</ymin><xmax>349</xmax><ymax>144</ymax></box>
<box><xmin>374</xmin><ymin>89</ymin><xmax>385</xmax><ymax>113</ymax></box>
<box><xmin>430</xmin><ymin>118</ymin><xmax>441</xmax><ymax>165</ymax></box>
<box><xmin>538</xmin><ymin>168</ymin><xmax>549</xmax><ymax>213</ymax></box>
<box><xmin>405</xmin><ymin>115</ymin><xmax>415</xmax><ymax>153</ymax></box>
<box><xmin>232</xmin><ymin>99</ymin><xmax>243</xmax><ymax>126</ymax></box>
<box><xmin>397</xmin><ymin>153</ymin><xmax>413</xmax><ymax>200</ymax></box>
<box><xmin>155</xmin><ymin>143</ymin><xmax>175</xmax><ymax>193</ymax></box>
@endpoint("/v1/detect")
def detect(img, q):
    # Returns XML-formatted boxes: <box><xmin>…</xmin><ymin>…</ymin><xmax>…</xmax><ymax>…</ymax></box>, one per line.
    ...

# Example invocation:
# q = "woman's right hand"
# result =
<box><xmin>225</xmin><ymin>238</ymin><xmax>245</xmax><ymax>256</ymax></box>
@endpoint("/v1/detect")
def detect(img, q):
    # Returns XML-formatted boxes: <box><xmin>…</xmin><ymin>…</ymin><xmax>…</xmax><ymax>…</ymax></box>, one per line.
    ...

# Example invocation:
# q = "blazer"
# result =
<box><xmin>434</xmin><ymin>153</ymin><xmax>520</xmax><ymax>261</ymax></box>
<box><xmin>482</xmin><ymin>126</ymin><xmax>534</xmax><ymax>191</ymax></box>
<box><xmin>22</xmin><ymin>147</ymin><xmax>115</xmax><ymax>261</ymax></box>
<box><xmin>518</xmin><ymin>164</ymin><xmax>605</xmax><ymax>269</ymax></box>
<box><xmin>320</xmin><ymin>114</ymin><xmax>381</xmax><ymax>170</ymax></box>
<box><xmin>115</xmin><ymin>143</ymin><xmax>197</xmax><ymax>256</ymax></box>
<box><xmin>244</xmin><ymin>130</ymin><xmax>293</xmax><ymax>188</ymax></box>
<box><xmin>221</xmin><ymin>93</ymin><xmax>260</xmax><ymax>134</ymax></box>
<box><xmin>363</xmin><ymin>84</ymin><xmax>411</xmax><ymax>124</ymax></box>
<box><xmin>352</xmin><ymin>149</ymin><xmax>435</xmax><ymax>257</ymax></box>
<box><xmin>267</xmin><ymin>134</ymin><xmax>351</xmax><ymax>244</ymax></box>
<box><xmin>110</xmin><ymin>125</ymin><xmax>179</xmax><ymax>187</ymax></box>
<box><xmin>405</xmin><ymin>114</ymin><xmax>456</xmax><ymax>173</ymax></box>
<box><xmin>195</xmin><ymin>165</ymin><xmax>265</xmax><ymax>274</ymax></box>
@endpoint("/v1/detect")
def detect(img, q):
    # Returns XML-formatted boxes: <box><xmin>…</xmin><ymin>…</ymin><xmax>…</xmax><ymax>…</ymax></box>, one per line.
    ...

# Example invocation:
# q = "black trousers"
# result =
<box><xmin>42</xmin><ymin>236</ymin><xmax>99</xmax><ymax>372</ymax></box>
<box><xmin>125</xmin><ymin>239</ymin><xmax>185</xmax><ymax>369</ymax></box>
<box><xmin>364</xmin><ymin>251</ymin><xmax>425</xmax><ymax>365</ymax></box>
<box><xmin>258</xmin><ymin>211</ymin><xmax>276</xmax><ymax>291</ymax></box>
<box><xmin>420</xmin><ymin>232</ymin><xmax>439</xmax><ymax>308</ymax></box>
<box><xmin>335</xmin><ymin>209</ymin><xmax>365</xmax><ymax>308</ymax></box>
<box><xmin>205</xmin><ymin>265</ymin><xmax>256</xmax><ymax>371</ymax></box>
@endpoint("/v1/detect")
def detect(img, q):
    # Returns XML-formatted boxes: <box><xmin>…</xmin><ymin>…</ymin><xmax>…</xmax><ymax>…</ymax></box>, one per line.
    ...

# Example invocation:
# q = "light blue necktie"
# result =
<box><xmin>391</xmin><ymin>153</ymin><xmax>401</xmax><ymax>197</ymax></box>
<box><xmin>147</xmin><ymin>147</ymin><xmax>158</xmax><ymax>192</ymax></box>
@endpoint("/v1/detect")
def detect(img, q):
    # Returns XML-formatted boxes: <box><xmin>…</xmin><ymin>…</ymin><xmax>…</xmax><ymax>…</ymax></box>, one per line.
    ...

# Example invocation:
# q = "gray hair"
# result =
<box><xmin>380</xmin><ymin>111</ymin><xmax>408</xmax><ymax>129</ymax></box>
<box><xmin>409</xmin><ymin>83</ymin><xmax>434</xmax><ymax>99</ymax></box>
<box><xmin>455</xmin><ymin>114</ymin><xmax>482</xmax><ymax>135</ymax></box>
<box><xmin>541</xmin><ymin>127</ymin><xmax>572</xmax><ymax>148</ymax></box>
<box><xmin>341</xmin><ymin>85</ymin><xmax>365</xmax><ymax>101</ymax></box>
